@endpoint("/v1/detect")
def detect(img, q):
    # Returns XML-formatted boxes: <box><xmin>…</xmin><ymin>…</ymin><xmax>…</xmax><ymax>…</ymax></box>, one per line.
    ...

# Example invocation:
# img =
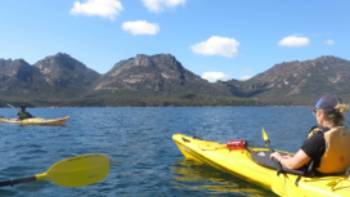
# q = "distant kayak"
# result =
<box><xmin>173</xmin><ymin>133</ymin><xmax>350</xmax><ymax>197</ymax></box>
<box><xmin>0</xmin><ymin>116</ymin><xmax>70</xmax><ymax>126</ymax></box>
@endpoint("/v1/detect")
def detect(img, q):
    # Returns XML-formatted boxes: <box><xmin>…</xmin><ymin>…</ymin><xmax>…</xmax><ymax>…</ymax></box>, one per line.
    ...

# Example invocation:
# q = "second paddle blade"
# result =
<box><xmin>43</xmin><ymin>154</ymin><xmax>110</xmax><ymax>187</ymax></box>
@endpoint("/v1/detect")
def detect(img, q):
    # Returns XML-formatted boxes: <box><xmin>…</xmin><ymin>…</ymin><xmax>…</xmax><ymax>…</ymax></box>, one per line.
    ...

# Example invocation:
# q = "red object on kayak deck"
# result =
<box><xmin>226</xmin><ymin>139</ymin><xmax>247</xmax><ymax>150</ymax></box>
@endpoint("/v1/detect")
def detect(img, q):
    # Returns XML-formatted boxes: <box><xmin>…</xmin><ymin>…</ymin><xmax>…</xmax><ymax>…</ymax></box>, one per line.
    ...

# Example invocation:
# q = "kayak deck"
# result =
<box><xmin>173</xmin><ymin>133</ymin><xmax>350</xmax><ymax>197</ymax></box>
<box><xmin>0</xmin><ymin>116</ymin><xmax>70</xmax><ymax>126</ymax></box>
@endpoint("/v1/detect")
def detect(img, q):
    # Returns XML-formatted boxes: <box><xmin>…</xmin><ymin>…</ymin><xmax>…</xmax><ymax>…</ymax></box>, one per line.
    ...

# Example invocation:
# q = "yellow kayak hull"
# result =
<box><xmin>173</xmin><ymin>133</ymin><xmax>350</xmax><ymax>197</ymax></box>
<box><xmin>0</xmin><ymin>116</ymin><xmax>70</xmax><ymax>126</ymax></box>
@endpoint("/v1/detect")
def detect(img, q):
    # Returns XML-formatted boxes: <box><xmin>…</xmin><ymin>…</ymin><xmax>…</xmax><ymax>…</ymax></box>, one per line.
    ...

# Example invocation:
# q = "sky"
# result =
<box><xmin>0</xmin><ymin>0</ymin><xmax>349</xmax><ymax>82</ymax></box>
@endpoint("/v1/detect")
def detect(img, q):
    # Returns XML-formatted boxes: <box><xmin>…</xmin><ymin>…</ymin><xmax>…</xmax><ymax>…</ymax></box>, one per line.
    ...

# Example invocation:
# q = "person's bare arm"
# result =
<box><xmin>270</xmin><ymin>149</ymin><xmax>311</xmax><ymax>170</ymax></box>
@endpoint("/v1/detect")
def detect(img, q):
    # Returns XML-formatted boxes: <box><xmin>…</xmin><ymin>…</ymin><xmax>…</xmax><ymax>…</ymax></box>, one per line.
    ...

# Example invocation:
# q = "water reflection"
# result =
<box><xmin>171</xmin><ymin>159</ymin><xmax>277</xmax><ymax>197</ymax></box>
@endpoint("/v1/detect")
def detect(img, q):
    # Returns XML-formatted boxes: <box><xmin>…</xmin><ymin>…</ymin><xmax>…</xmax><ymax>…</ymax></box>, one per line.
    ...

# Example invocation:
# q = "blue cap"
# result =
<box><xmin>315</xmin><ymin>94</ymin><xmax>339</xmax><ymax>112</ymax></box>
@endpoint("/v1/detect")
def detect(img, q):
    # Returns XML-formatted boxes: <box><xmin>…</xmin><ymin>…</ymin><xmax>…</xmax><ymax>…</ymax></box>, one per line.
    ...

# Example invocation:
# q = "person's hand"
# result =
<box><xmin>270</xmin><ymin>152</ymin><xmax>282</xmax><ymax>162</ymax></box>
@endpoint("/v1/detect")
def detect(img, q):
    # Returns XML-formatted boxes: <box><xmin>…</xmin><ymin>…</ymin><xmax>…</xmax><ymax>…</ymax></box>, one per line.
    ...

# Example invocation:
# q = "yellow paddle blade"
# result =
<box><xmin>262</xmin><ymin>128</ymin><xmax>270</xmax><ymax>146</ymax></box>
<box><xmin>262</xmin><ymin>128</ymin><xmax>269</xmax><ymax>142</ymax></box>
<box><xmin>37</xmin><ymin>154</ymin><xmax>110</xmax><ymax>187</ymax></box>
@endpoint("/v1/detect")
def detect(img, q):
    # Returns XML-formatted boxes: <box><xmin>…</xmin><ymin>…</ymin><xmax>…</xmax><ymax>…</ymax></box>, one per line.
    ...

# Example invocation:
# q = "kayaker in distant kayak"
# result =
<box><xmin>270</xmin><ymin>94</ymin><xmax>350</xmax><ymax>175</ymax></box>
<box><xmin>17</xmin><ymin>105</ymin><xmax>34</xmax><ymax>120</ymax></box>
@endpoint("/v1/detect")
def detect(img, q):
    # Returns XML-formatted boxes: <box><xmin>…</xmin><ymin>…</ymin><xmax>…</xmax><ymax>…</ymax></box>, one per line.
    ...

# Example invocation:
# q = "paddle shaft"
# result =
<box><xmin>6</xmin><ymin>104</ymin><xmax>17</xmax><ymax>110</ymax></box>
<box><xmin>0</xmin><ymin>176</ymin><xmax>36</xmax><ymax>187</ymax></box>
<box><xmin>262</xmin><ymin>129</ymin><xmax>284</xmax><ymax>173</ymax></box>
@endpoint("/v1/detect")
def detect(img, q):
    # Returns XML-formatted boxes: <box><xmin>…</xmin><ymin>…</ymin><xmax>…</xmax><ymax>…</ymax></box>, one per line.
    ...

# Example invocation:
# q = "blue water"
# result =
<box><xmin>0</xmin><ymin>107</ymin><xmax>348</xmax><ymax>196</ymax></box>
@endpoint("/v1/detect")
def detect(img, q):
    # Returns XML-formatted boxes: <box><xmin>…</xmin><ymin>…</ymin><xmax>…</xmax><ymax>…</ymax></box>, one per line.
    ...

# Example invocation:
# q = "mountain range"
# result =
<box><xmin>1</xmin><ymin>53</ymin><xmax>349</xmax><ymax>106</ymax></box>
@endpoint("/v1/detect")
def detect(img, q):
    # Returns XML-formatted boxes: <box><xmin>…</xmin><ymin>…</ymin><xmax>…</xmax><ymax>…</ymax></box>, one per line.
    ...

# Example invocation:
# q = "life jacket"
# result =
<box><xmin>308</xmin><ymin>126</ymin><xmax>350</xmax><ymax>174</ymax></box>
<box><xmin>17</xmin><ymin>111</ymin><xmax>33</xmax><ymax>120</ymax></box>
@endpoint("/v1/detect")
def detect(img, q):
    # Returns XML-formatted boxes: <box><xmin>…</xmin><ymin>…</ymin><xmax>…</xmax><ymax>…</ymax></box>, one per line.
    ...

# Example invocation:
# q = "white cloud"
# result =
<box><xmin>324</xmin><ymin>39</ymin><xmax>335</xmax><ymax>46</ymax></box>
<box><xmin>142</xmin><ymin>0</ymin><xmax>186</xmax><ymax>12</ymax></box>
<box><xmin>122</xmin><ymin>20</ymin><xmax>160</xmax><ymax>35</ymax></box>
<box><xmin>70</xmin><ymin>0</ymin><xmax>123</xmax><ymax>20</ymax></box>
<box><xmin>202</xmin><ymin>72</ymin><xmax>227</xmax><ymax>83</ymax></box>
<box><xmin>278</xmin><ymin>35</ymin><xmax>310</xmax><ymax>48</ymax></box>
<box><xmin>191</xmin><ymin>36</ymin><xmax>240</xmax><ymax>58</ymax></box>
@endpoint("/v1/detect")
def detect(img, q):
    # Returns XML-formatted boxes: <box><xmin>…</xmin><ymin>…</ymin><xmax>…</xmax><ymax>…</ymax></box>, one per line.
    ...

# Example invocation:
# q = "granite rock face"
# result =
<box><xmin>224</xmin><ymin>56</ymin><xmax>350</xmax><ymax>104</ymax></box>
<box><xmin>34</xmin><ymin>53</ymin><xmax>100</xmax><ymax>95</ymax></box>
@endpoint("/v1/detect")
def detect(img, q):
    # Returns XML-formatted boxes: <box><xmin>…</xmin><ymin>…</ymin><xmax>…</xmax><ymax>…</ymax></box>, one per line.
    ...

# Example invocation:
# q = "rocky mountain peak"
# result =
<box><xmin>315</xmin><ymin>55</ymin><xmax>342</xmax><ymax>62</ymax></box>
<box><xmin>34</xmin><ymin>53</ymin><xmax>100</xmax><ymax>89</ymax></box>
<box><xmin>128</xmin><ymin>53</ymin><xmax>178</xmax><ymax>69</ymax></box>
<box><xmin>0</xmin><ymin>58</ymin><xmax>29</xmax><ymax>66</ymax></box>
<box><xmin>105</xmin><ymin>53</ymin><xmax>186</xmax><ymax>78</ymax></box>
<box><xmin>224</xmin><ymin>56</ymin><xmax>350</xmax><ymax>103</ymax></box>
<box><xmin>0</xmin><ymin>58</ymin><xmax>50</xmax><ymax>98</ymax></box>
<box><xmin>0</xmin><ymin>58</ymin><xmax>33</xmax><ymax>78</ymax></box>
<box><xmin>132</xmin><ymin>54</ymin><xmax>153</xmax><ymax>67</ymax></box>
<box><xmin>35</xmin><ymin>52</ymin><xmax>85</xmax><ymax>71</ymax></box>
<box><xmin>94</xmin><ymin>53</ymin><xmax>216</xmax><ymax>94</ymax></box>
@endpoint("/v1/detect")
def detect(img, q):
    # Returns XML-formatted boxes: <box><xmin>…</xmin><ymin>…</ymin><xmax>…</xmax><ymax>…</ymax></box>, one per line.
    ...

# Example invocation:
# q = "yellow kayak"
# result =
<box><xmin>173</xmin><ymin>133</ymin><xmax>350</xmax><ymax>197</ymax></box>
<box><xmin>0</xmin><ymin>116</ymin><xmax>70</xmax><ymax>126</ymax></box>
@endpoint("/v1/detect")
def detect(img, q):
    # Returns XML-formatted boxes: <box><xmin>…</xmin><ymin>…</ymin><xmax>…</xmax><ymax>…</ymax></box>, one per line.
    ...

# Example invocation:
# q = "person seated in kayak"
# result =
<box><xmin>270</xmin><ymin>94</ymin><xmax>350</xmax><ymax>175</ymax></box>
<box><xmin>17</xmin><ymin>105</ymin><xmax>34</xmax><ymax>120</ymax></box>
